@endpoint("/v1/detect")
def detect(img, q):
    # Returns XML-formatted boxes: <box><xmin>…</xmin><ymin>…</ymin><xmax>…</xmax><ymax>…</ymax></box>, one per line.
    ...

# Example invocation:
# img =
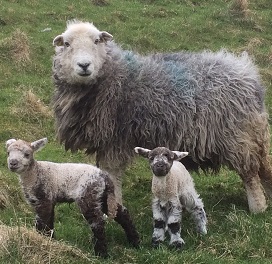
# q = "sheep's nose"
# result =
<box><xmin>77</xmin><ymin>62</ymin><xmax>90</xmax><ymax>71</ymax></box>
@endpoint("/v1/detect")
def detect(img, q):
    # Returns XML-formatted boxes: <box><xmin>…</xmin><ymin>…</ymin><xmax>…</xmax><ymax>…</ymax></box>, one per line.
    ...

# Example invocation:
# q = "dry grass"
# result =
<box><xmin>0</xmin><ymin>188</ymin><xmax>10</xmax><ymax>209</ymax></box>
<box><xmin>12</xmin><ymin>89</ymin><xmax>53</xmax><ymax>119</ymax></box>
<box><xmin>91</xmin><ymin>0</ymin><xmax>109</xmax><ymax>6</ymax></box>
<box><xmin>10</xmin><ymin>29</ymin><xmax>30</xmax><ymax>63</ymax></box>
<box><xmin>0</xmin><ymin>224</ymin><xmax>92</xmax><ymax>263</ymax></box>
<box><xmin>230</xmin><ymin>0</ymin><xmax>249</xmax><ymax>17</ymax></box>
<box><xmin>0</xmin><ymin>29</ymin><xmax>30</xmax><ymax>64</ymax></box>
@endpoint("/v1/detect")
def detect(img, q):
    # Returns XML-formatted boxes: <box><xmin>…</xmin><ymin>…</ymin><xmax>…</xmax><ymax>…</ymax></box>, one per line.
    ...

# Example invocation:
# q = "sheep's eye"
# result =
<box><xmin>64</xmin><ymin>41</ymin><xmax>70</xmax><ymax>47</ymax></box>
<box><xmin>149</xmin><ymin>156</ymin><xmax>154</xmax><ymax>161</ymax></box>
<box><xmin>94</xmin><ymin>39</ymin><xmax>99</xmax><ymax>45</ymax></box>
<box><xmin>7</xmin><ymin>151</ymin><xmax>10</xmax><ymax>156</ymax></box>
<box><xmin>24</xmin><ymin>153</ymin><xmax>30</xmax><ymax>158</ymax></box>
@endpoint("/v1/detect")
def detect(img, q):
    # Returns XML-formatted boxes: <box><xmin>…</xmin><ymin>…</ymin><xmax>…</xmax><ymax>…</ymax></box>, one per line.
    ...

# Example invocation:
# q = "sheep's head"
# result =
<box><xmin>6</xmin><ymin>138</ymin><xmax>48</xmax><ymax>173</ymax></box>
<box><xmin>53</xmin><ymin>20</ymin><xmax>113</xmax><ymax>84</ymax></box>
<box><xmin>135</xmin><ymin>147</ymin><xmax>188</xmax><ymax>177</ymax></box>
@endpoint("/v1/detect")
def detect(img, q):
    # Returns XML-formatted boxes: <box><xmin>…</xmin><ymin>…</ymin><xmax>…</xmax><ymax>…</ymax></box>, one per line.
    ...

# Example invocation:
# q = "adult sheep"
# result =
<box><xmin>52</xmin><ymin>20</ymin><xmax>272</xmax><ymax>213</ymax></box>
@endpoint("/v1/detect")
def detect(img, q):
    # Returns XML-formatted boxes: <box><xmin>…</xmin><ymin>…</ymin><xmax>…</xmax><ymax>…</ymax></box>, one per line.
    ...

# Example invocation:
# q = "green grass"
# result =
<box><xmin>1</xmin><ymin>0</ymin><xmax>272</xmax><ymax>263</ymax></box>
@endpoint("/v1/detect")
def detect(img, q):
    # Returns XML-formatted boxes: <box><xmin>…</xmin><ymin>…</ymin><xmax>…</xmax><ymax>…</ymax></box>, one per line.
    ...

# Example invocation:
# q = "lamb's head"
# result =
<box><xmin>6</xmin><ymin>138</ymin><xmax>48</xmax><ymax>173</ymax></box>
<box><xmin>135</xmin><ymin>147</ymin><xmax>188</xmax><ymax>177</ymax></box>
<box><xmin>53</xmin><ymin>20</ymin><xmax>113</xmax><ymax>84</ymax></box>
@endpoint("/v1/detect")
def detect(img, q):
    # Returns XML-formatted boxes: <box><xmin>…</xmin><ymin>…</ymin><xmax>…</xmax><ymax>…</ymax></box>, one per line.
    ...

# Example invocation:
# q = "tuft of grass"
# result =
<box><xmin>0</xmin><ymin>224</ymin><xmax>92</xmax><ymax>264</ymax></box>
<box><xmin>230</xmin><ymin>0</ymin><xmax>249</xmax><ymax>17</ymax></box>
<box><xmin>91</xmin><ymin>0</ymin><xmax>110</xmax><ymax>6</ymax></box>
<box><xmin>12</xmin><ymin>90</ymin><xmax>53</xmax><ymax>119</ymax></box>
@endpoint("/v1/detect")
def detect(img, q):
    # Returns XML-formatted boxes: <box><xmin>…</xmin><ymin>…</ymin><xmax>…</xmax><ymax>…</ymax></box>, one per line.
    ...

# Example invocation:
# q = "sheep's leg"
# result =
<box><xmin>76</xmin><ymin>194</ymin><xmax>108</xmax><ymax>257</ymax></box>
<box><xmin>114</xmin><ymin>204</ymin><xmax>140</xmax><ymax>247</ymax></box>
<box><xmin>34</xmin><ymin>200</ymin><xmax>55</xmax><ymax>237</ymax></box>
<box><xmin>99</xmin><ymin>163</ymin><xmax>124</xmax><ymax>206</ymax></box>
<box><xmin>167</xmin><ymin>199</ymin><xmax>184</xmax><ymax>249</ymax></box>
<box><xmin>259</xmin><ymin>155</ymin><xmax>272</xmax><ymax>199</ymax></box>
<box><xmin>151</xmin><ymin>197</ymin><xmax>167</xmax><ymax>247</ymax></box>
<box><xmin>240</xmin><ymin>172</ymin><xmax>267</xmax><ymax>213</ymax></box>
<box><xmin>183</xmin><ymin>193</ymin><xmax>207</xmax><ymax>235</ymax></box>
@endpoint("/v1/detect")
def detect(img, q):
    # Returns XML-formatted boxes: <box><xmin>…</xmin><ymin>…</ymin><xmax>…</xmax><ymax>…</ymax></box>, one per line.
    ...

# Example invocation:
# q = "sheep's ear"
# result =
<box><xmin>134</xmin><ymin>147</ymin><xmax>150</xmax><ymax>158</ymax></box>
<box><xmin>53</xmin><ymin>35</ymin><xmax>64</xmax><ymax>46</ymax></box>
<box><xmin>172</xmin><ymin>151</ymin><xmax>189</xmax><ymax>161</ymax></box>
<box><xmin>99</xmin><ymin>31</ymin><xmax>113</xmax><ymax>43</ymax></box>
<box><xmin>31</xmin><ymin>138</ymin><xmax>48</xmax><ymax>152</ymax></box>
<box><xmin>5</xmin><ymin>139</ymin><xmax>17</xmax><ymax>149</ymax></box>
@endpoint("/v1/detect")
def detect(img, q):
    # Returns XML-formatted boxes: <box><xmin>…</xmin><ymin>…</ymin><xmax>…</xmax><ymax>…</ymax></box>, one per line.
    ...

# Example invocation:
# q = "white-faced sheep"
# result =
<box><xmin>6</xmin><ymin>138</ymin><xmax>140</xmax><ymax>257</ymax></box>
<box><xmin>135</xmin><ymin>146</ymin><xmax>207</xmax><ymax>248</ymax></box>
<box><xmin>52</xmin><ymin>20</ymin><xmax>272</xmax><ymax>214</ymax></box>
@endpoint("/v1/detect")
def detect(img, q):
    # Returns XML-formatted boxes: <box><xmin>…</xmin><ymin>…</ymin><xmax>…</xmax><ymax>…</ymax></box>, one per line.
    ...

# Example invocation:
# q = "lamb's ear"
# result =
<box><xmin>99</xmin><ymin>31</ymin><xmax>113</xmax><ymax>43</ymax></box>
<box><xmin>134</xmin><ymin>147</ymin><xmax>150</xmax><ymax>158</ymax></box>
<box><xmin>53</xmin><ymin>35</ymin><xmax>64</xmax><ymax>46</ymax></box>
<box><xmin>172</xmin><ymin>151</ymin><xmax>189</xmax><ymax>161</ymax></box>
<box><xmin>5</xmin><ymin>139</ymin><xmax>17</xmax><ymax>149</ymax></box>
<box><xmin>31</xmin><ymin>138</ymin><xmax>48</xmax><ymax>152</ymax></box>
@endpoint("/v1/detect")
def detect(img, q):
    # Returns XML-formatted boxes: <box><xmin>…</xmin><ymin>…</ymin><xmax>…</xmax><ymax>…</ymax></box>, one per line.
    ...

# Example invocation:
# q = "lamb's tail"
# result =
<box><xmin>105</xmin><ymin>176</ymin><xmax>118</xmax><ymax>219</ymax></box>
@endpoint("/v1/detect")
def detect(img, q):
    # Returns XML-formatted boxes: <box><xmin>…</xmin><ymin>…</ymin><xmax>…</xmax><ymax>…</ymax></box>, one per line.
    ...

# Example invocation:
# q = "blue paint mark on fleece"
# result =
<box><xmin>122</xmin><ymin>50</ymin><xmax>141</xmax><ymax>72</ymax></box>
<box><xmin>162</xmin><ymin>59</ymin><xmax>195</xmax><ymax>97</ymax></box>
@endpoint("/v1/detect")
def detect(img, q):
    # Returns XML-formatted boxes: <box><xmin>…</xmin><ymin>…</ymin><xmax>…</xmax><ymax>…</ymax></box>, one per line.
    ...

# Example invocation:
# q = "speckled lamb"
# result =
<box><xmin>6</xmin><ymin>138</ymin><xmax>140</xmax><ymax>257</ymax></box>
<box><xmin>135</xmin><ymin>147</ymin><xmax>207</xmax><ymax>249</ymax></box>
<box><xmin>52</xmin><ymin>20</ymin><xmax>272</xmax><ymax>214</ymax></box>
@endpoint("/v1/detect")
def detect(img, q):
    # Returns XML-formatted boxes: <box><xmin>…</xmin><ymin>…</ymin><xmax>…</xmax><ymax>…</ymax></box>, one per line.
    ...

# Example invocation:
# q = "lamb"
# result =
<box><xmin>5</xmin><ymin>138</ymin><xmax>140</xmax><ymax>257</ymax></box>
<box><xmin>135</xmin><ymin>146</ymin><xmax>207</xmax><ymax>248</ymax></box>
<box><xmin>52</xmin><ymin>20</ymin><xmax>272</xmax><ymax>214</ymax></box>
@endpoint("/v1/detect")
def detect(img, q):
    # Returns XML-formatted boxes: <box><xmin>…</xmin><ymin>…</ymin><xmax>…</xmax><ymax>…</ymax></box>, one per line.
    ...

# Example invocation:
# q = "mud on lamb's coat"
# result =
<box><xmin>135</xmin><ymin>147</ymin><xmax>207</xmax><ymax>248</ymax></box>
<box><xmin>6</xmin><ymin>138</ymin><xmax>139</xmax><ymax>257</ymax></box>
<box><xmin>52</xmin><ymin>20</ymin><xmax>272</xmax><ymax>214</ymax></box>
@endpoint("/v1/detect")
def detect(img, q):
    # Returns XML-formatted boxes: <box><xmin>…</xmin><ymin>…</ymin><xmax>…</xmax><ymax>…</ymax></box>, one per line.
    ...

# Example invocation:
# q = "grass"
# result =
<box><xmin>0</xmin><ymin>0</ymin><xmax>272</xmax><ymax>263</ymax></box>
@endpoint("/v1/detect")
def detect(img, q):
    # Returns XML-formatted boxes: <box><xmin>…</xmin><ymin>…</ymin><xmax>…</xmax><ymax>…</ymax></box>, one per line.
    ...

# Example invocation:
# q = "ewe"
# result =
<box><xmin>135</xmin><ymin>147</ymin><xmax>207</xmax><ymax>248</ymax></box>
<box><xmin>52</xmin><ymin>20</ymin><xmax>272</xmax><ymax>213</ymax></box>
<box><xmin>6</xmin><ymin>138</ymin><xmax>140</xmax><ymax>257</ymax></box>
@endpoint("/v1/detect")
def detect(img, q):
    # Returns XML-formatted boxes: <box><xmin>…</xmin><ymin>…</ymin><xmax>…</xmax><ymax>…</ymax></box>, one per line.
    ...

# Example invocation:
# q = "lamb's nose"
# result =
<box><xmin>9</xmin><ymin>159</ymin><xmax>18</xmax><ymax>167</ymax></box>
<box><xmin>77</xmin><ymin>62</ymin><xmax>90</xmax><ymax>71</ymax></box>
<box><xmin>156</xmin><ymin>162</ymin><xmax>165</xmax><ymax>168</ymax></box>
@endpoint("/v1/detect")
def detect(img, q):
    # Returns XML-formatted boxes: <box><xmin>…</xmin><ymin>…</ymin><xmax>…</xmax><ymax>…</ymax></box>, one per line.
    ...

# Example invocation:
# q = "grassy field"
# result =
<box><xmin>1</xmin><ymin>0</ymin><xmax>272</xmax><ymax>263</ymax></box>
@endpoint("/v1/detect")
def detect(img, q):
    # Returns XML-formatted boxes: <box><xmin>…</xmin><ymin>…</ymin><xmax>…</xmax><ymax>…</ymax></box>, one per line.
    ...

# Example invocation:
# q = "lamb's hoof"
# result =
<box><xmin>95</xmin><ymin>250</ymin><xmax>108</xmax><ymax>258</ymax></box>
<box><xmin>129</xmin><ymin>237</ymin><xmax>141</xmax><ymax>248</ymax></box>
<box><xmin>152</xmin><ymin>238</ymin><xmax>162</xmax><ymax>248</ymax></box>
<box><xmin>170</xmin><ymin>241</ymin><xmax>184</xmax><ymax>250</ymax></box>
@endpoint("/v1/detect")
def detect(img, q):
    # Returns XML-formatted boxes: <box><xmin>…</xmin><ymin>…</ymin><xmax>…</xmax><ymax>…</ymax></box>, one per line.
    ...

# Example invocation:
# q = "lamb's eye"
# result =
<box><xmin>94</xmin><ymin>39</ymin><xmax>99</xmax><ymax>45</ymax></box>
<box><xmin>64</xmin><ymin>41</ymin><xmax>70</xmax><ymax>47</ymax></box>
<box><xmin>164</xmin><ymin>153</ymin><xmax>170</xmax><ymax>159</ymax></box>
<box><xmin>149</xmin><ymin>156</ymin><xmax>154</xmax><ymax>161</ymax></box>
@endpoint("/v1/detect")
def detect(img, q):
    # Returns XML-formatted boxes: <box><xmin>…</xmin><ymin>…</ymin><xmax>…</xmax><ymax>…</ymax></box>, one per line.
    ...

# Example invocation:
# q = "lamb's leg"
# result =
<box><xmin>166</xmin><ymin>199</ymin><xmax>184</xmax><ymax>249</ymax></box>
<box><xmin>183</xmin><ymin>193</ymin><xmax>207</xmax><ymax>235</ymax></box>
<box><xmin>152</xmin><ymin>197</ymin><xmax>167</xmax><ymax>247</ymax></box>
<box><xmin>114</xmin><ymin>204</ymin><xmax>140</xmax><ymax>248</ymax></box>
<box><xmin>34</xmin><ymin>200</ymin><xmax>55</xmax><ymax>237</ymax></box>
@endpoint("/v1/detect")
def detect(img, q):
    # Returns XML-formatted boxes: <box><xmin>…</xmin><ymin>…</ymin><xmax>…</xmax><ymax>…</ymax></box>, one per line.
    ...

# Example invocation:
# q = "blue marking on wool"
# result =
<box><xmin>123</xmin><ymin>51</ymin><xmax>140</xmax><ymax>71</ymax></box>
<box><xmin>162</xmin><ymin>60</ymin><xmax>195</xmax><ymax>96</ymax></box>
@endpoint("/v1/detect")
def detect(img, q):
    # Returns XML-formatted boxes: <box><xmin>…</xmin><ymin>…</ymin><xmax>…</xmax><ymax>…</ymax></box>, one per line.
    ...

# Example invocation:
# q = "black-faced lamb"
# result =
<box><xmin>52</xmin><ymin>20</ymin><xmax>272</xmax><ymax>214</ymax></box>
<box><xmin>6</xmin><ymin>138</ymin><xmax>140</xmax><ymax>257</ymax></box>
<box><xmin>135</xmin><ymin>146</ymin><xmax>207</xmax><ymax>248</ymax></box>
